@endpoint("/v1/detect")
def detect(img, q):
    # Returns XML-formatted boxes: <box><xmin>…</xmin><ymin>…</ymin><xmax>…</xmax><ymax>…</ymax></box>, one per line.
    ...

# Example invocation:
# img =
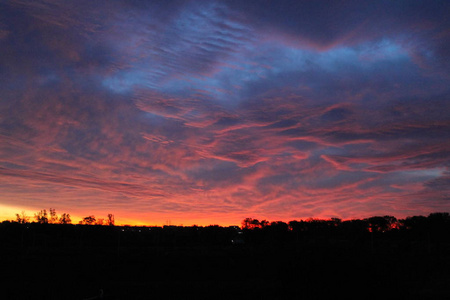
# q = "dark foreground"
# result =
<box><xmin>1</xmin><ymin>222</ymin><xmax>450</xmax><ymax>299</ymax></box>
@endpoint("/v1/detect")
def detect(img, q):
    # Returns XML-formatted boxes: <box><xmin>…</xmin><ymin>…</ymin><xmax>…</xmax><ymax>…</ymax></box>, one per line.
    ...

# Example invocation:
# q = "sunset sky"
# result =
<box><xmin>1</xmin><ymin>0</ymin><xmax>449</xmax><ymax>226</ymax></box>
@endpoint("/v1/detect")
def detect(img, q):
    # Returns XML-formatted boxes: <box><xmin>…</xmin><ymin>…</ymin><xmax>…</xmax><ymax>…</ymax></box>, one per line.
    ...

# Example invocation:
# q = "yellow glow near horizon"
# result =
<box><xmin>0</xmin><ymin>204</ymin><xmax>239</xmax><ymax>227</ymax></box>
<box><xmin>0</xmin><ymin>204</ymin><xmax>84</xmax><ymax>225</ymax></box>
<box><xmin>0</xmin><ymin>204</ymin><xmax>28</xmax><ymax>222</ymax></box>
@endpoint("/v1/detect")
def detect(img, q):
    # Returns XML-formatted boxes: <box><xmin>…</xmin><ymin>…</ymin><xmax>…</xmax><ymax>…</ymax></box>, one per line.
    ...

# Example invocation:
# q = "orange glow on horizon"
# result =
<box><xmin>0</xmin><ymin>204</ymin><xmax>244</xmax><ymax>227</ymax></box>
<box><xmin>0</xmin><ymin>203</ymin><xmax>441</xmax><ymax>228</ymax></box>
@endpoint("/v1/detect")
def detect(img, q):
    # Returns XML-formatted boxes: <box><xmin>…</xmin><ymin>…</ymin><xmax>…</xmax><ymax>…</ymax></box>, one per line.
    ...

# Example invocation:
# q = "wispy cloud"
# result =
<box><xmin>1</xmin><ymin>0</ymin><xmax>449</xmax><ymax>225</ymax></box>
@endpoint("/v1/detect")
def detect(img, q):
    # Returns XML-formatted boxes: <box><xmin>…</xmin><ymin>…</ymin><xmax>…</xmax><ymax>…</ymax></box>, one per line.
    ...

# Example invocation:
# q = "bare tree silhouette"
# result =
<box><xmin>59</xmin><ymin>213</ymin><xmax>71</xmax><ymax>224</ymax></box>
<box><xmin>80</xmin><ymin>215</ymin><xmax>96</xmax><ymax>225</ymax></box>
<box><xmin>15</xmin><ymin>211</ymin><xmax>29</xmax><ymax>224</ymax></box>
<box><xmin>107</xmin><ymin>214</ymin><xmax>115</xmax><ymax>226</ymax></box>
<box><xmin>35</xmin><ymin>209</ymin><xmax>48</xmax><ymax>224</ymax></box>
<box><xmin>49</xmin><ymin>208</ymin><xmax>58</xmax><ymax>224</ymax></box>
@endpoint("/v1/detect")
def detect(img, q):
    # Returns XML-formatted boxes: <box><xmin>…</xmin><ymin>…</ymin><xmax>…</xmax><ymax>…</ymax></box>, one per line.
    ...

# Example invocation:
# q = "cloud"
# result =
<box><xmin>227</xmin><ymin>0</ymin><xmax>450</xmax><ymax>61</ymax></box>
<box><xmin>1</xmin><ymin>0</ymin><xmax>449</xmax><ymax>224</ymax></box>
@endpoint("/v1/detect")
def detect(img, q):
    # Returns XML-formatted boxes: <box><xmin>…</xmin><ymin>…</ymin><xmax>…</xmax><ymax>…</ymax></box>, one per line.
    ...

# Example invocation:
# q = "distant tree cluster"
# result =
<box><xmin>241</xmin><ymin>212</ymin><xmax>450</xmax><ymax>233</ymax></box>
<box><xmin>32</xmin><ymin>208</ymin><xmax>72</xmax><ymax>224</ymax></box>
<box><xmin>12</xmin><ymin>209</ymin><xmax>114</xmax><ymax>226</ymax></box>
<box><xmin>77</xmin><ymin>214</ymin><xmax>114</xmax><ymax>225</ymax></box>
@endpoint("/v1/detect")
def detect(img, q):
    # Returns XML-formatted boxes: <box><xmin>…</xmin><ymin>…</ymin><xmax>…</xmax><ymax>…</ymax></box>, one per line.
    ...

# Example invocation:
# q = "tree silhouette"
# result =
<box><xmin>366</xmin><ymin>216</ymin><xmax>397</xmax><ymax>232</ymax></box>
<box><xmin>107</xmin><ymin>214</ymin><xmax>115</xmax><ymax>226</ymax></box>
<box><xmin>49</xmin><ymin>208</ymin><xmax>58</xmax><ymax>224</ymax></box>
<box><xmin>242</xmin><ymin>218</ymin><xmax>261</xmax><ymax>229</ymax></box>
<box><xmin>35</xmin><ymin>210</ymin><xmax>49</xmax><ymax>224</ymax></box>
<box><xmin>15</xmin><ymin>211</ymin><xmax>29</xmax><ymax>224</ymax></box>
<box><xmin>269</xmin><ymin>221</ymin><xmax>288</xmax><ymax>231</ymax></box>
<box><xmin>241</xmin><ymin>218</ymin><xmax>252</xmax><ymax>229</ymax></box>
<box><xmin>330</xmin><ymin>218</ymin><xmax>342</xmax><ymax>226</ymax></box>
<box><xmin>260</xmin><ymin>220</ymin><xmax>269</xmax><ymax>228</ymax></box>
<box><xmin>80</xmin><ymin>215</ymin><xmax>96</xmax><ymax>225</ymax></box>
<box><xmin>427</xmin><ymin>212</ymin><xmax>450</xmax><ymax>226</ymax></box>
<box><xmin>59</xmin><ymin>213</ymin><xmax>71</xmax><ymax>224</ymax></box>
<box><xmin>288</xmin><ymin>220</ymin><xmax>307</xmax><ymax>232</ymax></box>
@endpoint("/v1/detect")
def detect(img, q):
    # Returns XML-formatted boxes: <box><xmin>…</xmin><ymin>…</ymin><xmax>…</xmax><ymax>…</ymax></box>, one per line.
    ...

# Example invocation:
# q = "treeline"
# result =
<box><xmin>242</xmin><ymin>212</ymin><xmax>450</xmax><ymax>232</ymax></box>
<box><xmin>2</xmin><ymin>211</ymin><xmax>450</xmax><ymax>259</ymax></box>
<box><xmin>241</xmin><ymin>212</ymin><xmax>450</xmax><ymax>233</ymax></box>
<box><xmin>237</xmin><ymin>212</ymin><xmax>450</xmax><ymax>254</ymax></box>
<box><xmin>7</xmin><ymin>210</ymin><xmax>450</xmax><ymax>233</ymax></box>
<box><xmin>12</xmin><ymin>208</ymin><xmax>115</xmax><ymax>226</ymax></box>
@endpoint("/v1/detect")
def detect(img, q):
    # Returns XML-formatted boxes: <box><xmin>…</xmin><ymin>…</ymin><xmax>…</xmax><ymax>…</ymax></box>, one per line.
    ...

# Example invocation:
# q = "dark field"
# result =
<box><xmin>1</xmin><ymin>220</ymin><xmax>450</xmax><ymax>300</ymax></box>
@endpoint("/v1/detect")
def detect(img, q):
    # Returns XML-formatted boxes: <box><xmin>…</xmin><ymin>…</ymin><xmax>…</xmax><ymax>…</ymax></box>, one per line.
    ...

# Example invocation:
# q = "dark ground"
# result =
<box><xmin>1</xmin><ymin>222</ymin><xmax>450</xmax><ymax>300</ymax></box>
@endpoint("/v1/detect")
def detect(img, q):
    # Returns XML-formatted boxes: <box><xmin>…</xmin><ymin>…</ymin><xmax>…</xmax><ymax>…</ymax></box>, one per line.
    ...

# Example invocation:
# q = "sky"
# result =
<box><xmin>1</xmin><ymin>0</ymin><xmax>449</xmax><ymax>226</ymax></box>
